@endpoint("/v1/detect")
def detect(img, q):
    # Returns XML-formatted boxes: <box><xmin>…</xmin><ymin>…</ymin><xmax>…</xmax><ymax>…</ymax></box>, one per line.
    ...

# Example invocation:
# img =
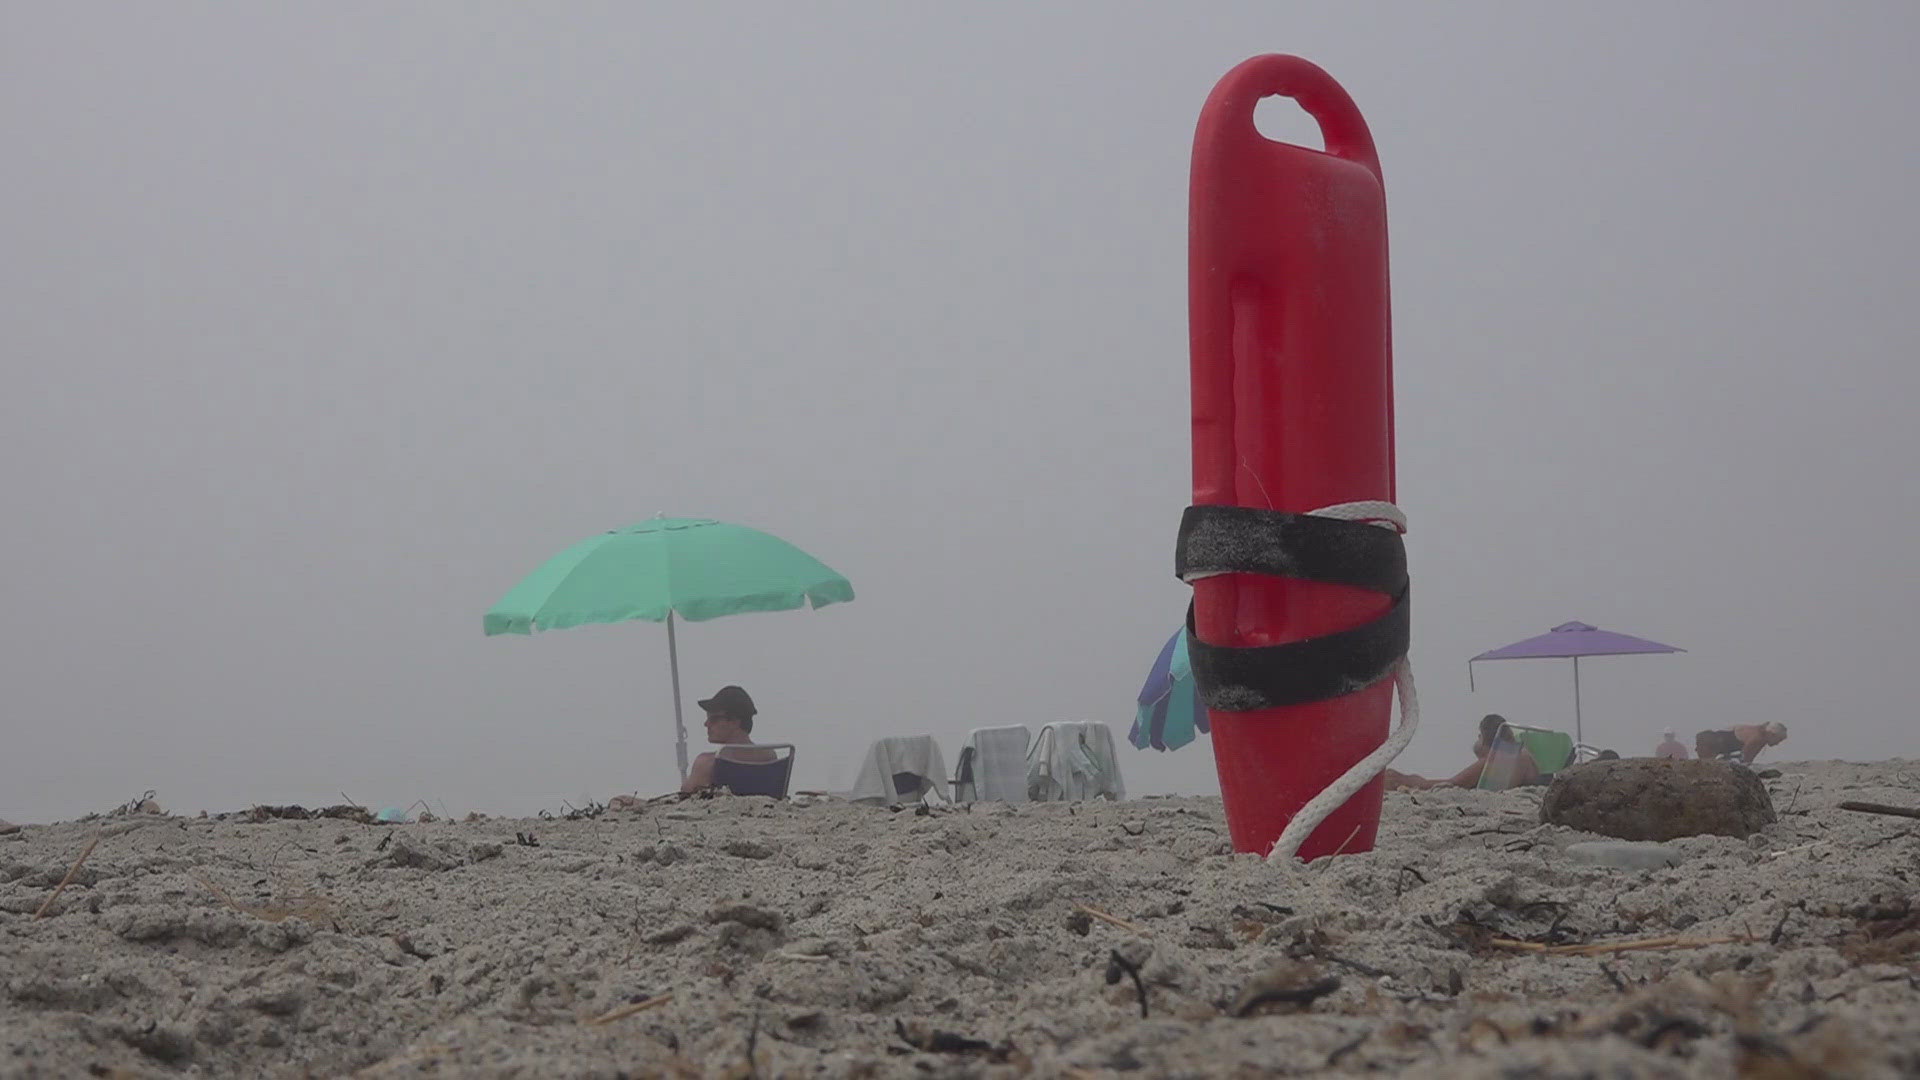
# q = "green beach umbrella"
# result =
<box><xmin>1128</xmin><ymin>625</ymin><xmax>1209</xmax><ymax>751</ymax></box>
<box><xmin>484</xmin><ymin>516</ymin><xmax>853</xmax><ymax>780</ymax></box>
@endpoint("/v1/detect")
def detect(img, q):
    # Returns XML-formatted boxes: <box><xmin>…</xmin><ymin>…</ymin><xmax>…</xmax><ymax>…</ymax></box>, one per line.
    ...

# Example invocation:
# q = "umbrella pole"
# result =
<box><xmin>1572</xmin><ymin>656</ymin><xmax>1583</xmax><ymax>751</ymax></box>
<box><xmin>667</xmin><ymin>612</ymin><xmax>689</xmax><ymax>781</ymax></box>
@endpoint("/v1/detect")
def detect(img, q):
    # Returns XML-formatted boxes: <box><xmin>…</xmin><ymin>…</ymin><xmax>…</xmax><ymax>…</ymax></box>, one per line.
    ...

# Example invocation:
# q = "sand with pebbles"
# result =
<box><xmin>3</xmin><ymin>759</ymin><xmax>1918</xmax><ymax>1078</ymax></box>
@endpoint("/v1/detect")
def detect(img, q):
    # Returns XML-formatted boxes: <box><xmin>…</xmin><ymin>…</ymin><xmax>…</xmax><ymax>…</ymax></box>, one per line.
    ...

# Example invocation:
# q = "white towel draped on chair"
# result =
<box><xmin>1026</xmin><ymin>721</ymin><xmax>1126</xmax><ymax>802</ymax></box>
<box><xmin>953</xmin><ymin>725</ymin><xmax>1030</xmax><ymax>803</ymax></box>
<box><xmin>845</xmin><ymin>735</ymin><xmax>950</xmax><ymax>805</ymax></box>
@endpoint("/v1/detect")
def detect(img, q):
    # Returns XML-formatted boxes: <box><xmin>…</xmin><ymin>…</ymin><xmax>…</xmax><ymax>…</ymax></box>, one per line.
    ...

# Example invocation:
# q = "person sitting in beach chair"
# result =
<box><xmin>1384</xmin><ymin>714</ymin><xmax>1545</xmax><ymax>791</ymax></box>
<box><xmin>1494</xmin><ymin>723</ymin><xmax>1576</xmax><ymax>782</ymax></box>
<box><xmin>1694</xmin><ymin>722</ymin><xmax>1787</xmax><ymax>764</ymax></box>
<box><xmin>680</xmin><ymin>685</ymin><xmax>783</xmax><ymax>794</ymax></box>
<box><xmin>711</xmin><ymin>743</ymin><xmax>795</xmax><ymax>798</ymax></box>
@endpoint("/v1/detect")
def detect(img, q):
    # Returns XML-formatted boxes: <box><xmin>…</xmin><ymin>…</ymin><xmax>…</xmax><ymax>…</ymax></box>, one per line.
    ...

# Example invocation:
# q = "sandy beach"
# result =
<box><xmin>4</xmin><ymin>759</ymin><xmax>1917</xmax><ymax>1078</ymax></box>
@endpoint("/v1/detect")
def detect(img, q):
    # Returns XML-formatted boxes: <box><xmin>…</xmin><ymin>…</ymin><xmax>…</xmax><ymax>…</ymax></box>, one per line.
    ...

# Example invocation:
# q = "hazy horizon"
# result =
<box><xmin>5</xmin><ymin>3</ymin><xmax>1917</xmax><ymax>823</ymax></box>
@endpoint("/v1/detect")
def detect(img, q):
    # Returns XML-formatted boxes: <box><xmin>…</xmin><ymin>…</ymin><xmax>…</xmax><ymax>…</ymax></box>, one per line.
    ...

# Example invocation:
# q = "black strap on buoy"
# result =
<box><xmin>1177</xmin><ymin>505</ymin><xmax>1409</xmax><ymax>712</ymax></box>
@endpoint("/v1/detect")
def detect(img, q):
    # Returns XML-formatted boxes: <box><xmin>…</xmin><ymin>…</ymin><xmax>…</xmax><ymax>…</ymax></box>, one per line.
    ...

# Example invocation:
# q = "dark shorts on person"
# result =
<box><xmin>1695</xmin><ymin>729</ymin><xmax>1742</xmax><ymax>759</ymax></box>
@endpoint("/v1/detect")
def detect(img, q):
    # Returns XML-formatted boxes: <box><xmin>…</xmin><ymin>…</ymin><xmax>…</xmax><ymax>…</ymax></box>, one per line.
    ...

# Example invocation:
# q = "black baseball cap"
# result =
<box><xmin>696</xmin><ymin>685</ymin><xmax>756</xmax><ymax>720</ymax></box>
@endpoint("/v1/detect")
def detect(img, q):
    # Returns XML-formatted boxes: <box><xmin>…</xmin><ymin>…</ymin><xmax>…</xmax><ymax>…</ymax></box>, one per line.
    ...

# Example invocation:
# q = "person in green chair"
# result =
<box><xmin>1385</xmin><ymin>714</ymin><xmax>1545</xmax><ymax>791</ymax></box>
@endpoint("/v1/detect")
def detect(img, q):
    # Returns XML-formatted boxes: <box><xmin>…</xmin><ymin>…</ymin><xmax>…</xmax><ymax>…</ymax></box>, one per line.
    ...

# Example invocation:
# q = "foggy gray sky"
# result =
<box><xmin>5</xmin><ymin>3</ymin><xmax>1917</xmax><ymax>823</ymax></box>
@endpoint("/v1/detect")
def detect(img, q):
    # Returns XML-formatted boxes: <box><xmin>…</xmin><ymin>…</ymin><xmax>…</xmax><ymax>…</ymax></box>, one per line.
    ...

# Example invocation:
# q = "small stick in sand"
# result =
<box><xmin>1489</xmin><ymin>934</ymin><xmax>1752</xmax><ymax>957</ymax></box>
<box><xmin>1324</xmin><ymin>820</ymin><xmax>1370</xmax><ymax>860</ymax></box>
<box><xmin>197</xmin><ymin>874</ymin><xmax>333</xmax><ymax>925</ymax></box>
<box><xmin>1769</xmin><ymin>902</ymin><xmax>1804</xmax><ymax>946</ymax></box>
<box><xmin>1284</xmin><ymin>819</ymin><xmax>1370</xmax><ymax>865</ymax></box>
<box><xmin>743</xmin><ymin>1004</ymin><xmax>763</xmax><ymax>1080</ymax></box>
<box><xmin>1074</xmin><ymin>902</ymin><xmax>1149</xmax><ymax>935</ymax></box>
<box><xmin>1326</xmin><ymin>1031</ymin><xmax>1369</xmax><ymax>1066</ymax></box>
<box><xmin>33</xmin><ymin>830</ymin><xmax>103</xmax><ymax>919</ymax></box>
<box><xmin>1838</xmin><ymin>800</ymin><xmax>1920</xmax><ymax>821</ymax></box>
<box><xmin>1231</xmin><ymin>973</ymin><xmax>1343</xmax><ymax>1017</ymax></box>
<box><xmin>351</xmin><ymin>1044</ymin><xmax>456</xmax><ymax>1077</ymax></box>
<box><xmin>1105</xmin><ymin>950</ymin><xmax>1149</xmax><ymax>1018</ymax></box>
<box><xmin>587</xmin><ymin>993</ymin><xmax>673</xmax><ymax>1025</ymax></box>
<box><xmin>198</xmin><ymin>874</ymin><xmax>243</xmax><ymax>912</ymax></box>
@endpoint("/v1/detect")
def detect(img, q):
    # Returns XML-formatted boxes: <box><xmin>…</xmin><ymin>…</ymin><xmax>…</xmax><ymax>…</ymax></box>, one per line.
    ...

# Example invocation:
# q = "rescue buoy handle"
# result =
<box><xmin>1195</xmin><ymin>54</ymin><xmax>1381</xmax><ymax>181</ymax></box>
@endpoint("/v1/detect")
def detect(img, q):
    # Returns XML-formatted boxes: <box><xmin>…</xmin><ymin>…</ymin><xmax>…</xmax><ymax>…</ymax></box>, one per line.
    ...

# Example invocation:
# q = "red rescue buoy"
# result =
<box><xmin>1187</xmin><ymin>55</ymin><xmax>1397</xmax><ymax>859</ymax></box>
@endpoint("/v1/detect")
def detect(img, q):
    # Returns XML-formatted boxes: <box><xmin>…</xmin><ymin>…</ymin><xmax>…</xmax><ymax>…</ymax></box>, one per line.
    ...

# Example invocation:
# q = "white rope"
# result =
<box><xmin>1260</xmin><ymin>500</ymin><xmax>1417</xmax><ymax>863</ymax></box>
<box><xmin>1266</xmin><ymin>655</ymin><xmax>1418</xmax><ymax>862</ymax></box>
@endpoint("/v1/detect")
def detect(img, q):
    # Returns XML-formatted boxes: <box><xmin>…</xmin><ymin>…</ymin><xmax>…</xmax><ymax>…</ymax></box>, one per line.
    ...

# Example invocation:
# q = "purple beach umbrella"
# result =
<box><xmin>1469</xmin><ymin>622</ymin><xmax>1685</xmax><ymax>751</ymax></box>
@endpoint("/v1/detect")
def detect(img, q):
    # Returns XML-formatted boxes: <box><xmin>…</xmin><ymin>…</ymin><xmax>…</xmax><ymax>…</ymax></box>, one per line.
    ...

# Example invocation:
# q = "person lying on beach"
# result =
<box><xmin>1693</xmin><ymin>722</ymin><xmax>1787</xmax><ymax>764</ymax></box>
<box><xmin>1384</xmin><ymin>714</ymin><xmax>1543</xmax><ymax>791</ymax></box>
<box><xmin>680</xmin><ymin>685</ymin><xmax>777</xmax><ymax>793</ymax></box>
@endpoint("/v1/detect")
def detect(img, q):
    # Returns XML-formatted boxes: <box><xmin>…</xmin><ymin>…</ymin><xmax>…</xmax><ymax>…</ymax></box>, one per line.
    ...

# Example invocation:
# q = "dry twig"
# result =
<box><xmin>33</xmin><ymin>830</ymin><xmax>102</xmax><ymax>919</ymax></box>
<box><xmin>1303</xmin><ymin>819</ymin><xmax>1370</xmax><ymax>863</ymax></box>
<box><xmin>744</xmin><ymin>1004</ymin><xmax>762</xmax><ymax>1080</ymax></box>
<box><xmin>1073</xmin><ymin>902</ymin><xmax>1149</xmax><ymax>935</ymax></box>
<box><xmin>587</xmin><ymin>993</ymin><xmax>674</xmax><ymax>1025</ymax></box>
<box><xmin>197</xmin><ymin>875</ymin><xmax>333</xmax><ymax>924</ymax></box>
<box><xmin>1326</xmin><ymin>1031</ymin><xmax>1369</xmax><ymax>1066</ymax></box>
<box><xmin>1489</xmin><ymin>934</ymin><xmax>1752</xmax><ymax>957</ymax></box>
<box><xmin>1105</xmin><ymin>950</ymin><xmax>1149</xmax><ymax>1018</ymax></box>
<box><xmin>1232</xmin><ymin>973</ymin><xmax>1342</xmax><ymax>1016</ymax></box>
<box><xmin>1839</xmin><ymin>800</ymin><xmax>1920</xmax><ymax>821</ymax></box>
<box><xmin>352</xmin><ymin>1045</ymin><xmax>456</xmax><ymax>1077</ymax></box>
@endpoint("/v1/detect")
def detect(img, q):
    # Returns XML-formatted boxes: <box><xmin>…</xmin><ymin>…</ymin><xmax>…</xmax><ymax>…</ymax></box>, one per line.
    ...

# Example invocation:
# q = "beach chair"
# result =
<box><xmin>1475</xmin><ymin>724</ymin><xmax>1574</xmax><ymax>790</ymax></box>
<box><xmin>711</xmin><ymin>744</ymin><xmax>796</xmax><ymax>799</ymax></box>
<box><xmin>845</xmin><ymin>735</ymin><xmax>950</xmax><ymax>806</ymax></box>
<box><xmin>1512</xmin><ymin>726</ymin><xmax>1576</xmax><ymax>774</ymax></box>
<box><xmin>952</xmin><ymin>725</ymin><xmax>1031</xmax><ymax>803</ymax></box>
<box><xmin>1026</xmin><ymin>721</ymin><xmax>1126</xmax><ymax>802</ymax></box>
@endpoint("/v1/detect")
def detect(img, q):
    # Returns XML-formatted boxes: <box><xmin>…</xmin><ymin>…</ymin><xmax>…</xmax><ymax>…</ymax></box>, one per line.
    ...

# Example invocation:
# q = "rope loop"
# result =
<box><xmin>1262</xmin><ymin>501</ymin><xmax>1417</xmax><ymax>863</ymax></box>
